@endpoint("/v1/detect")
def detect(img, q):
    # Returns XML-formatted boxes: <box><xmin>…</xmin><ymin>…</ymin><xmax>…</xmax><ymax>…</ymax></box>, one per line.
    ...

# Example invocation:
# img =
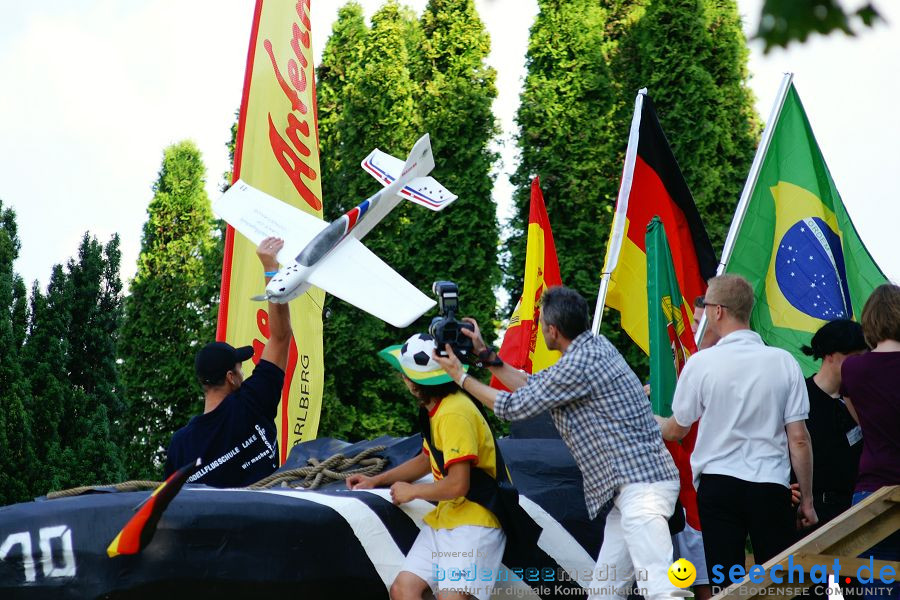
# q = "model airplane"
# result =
<box><xmin>213</xmin><ymin>134</ymin><xmax>457</xmax><ymax>328</ymax></box>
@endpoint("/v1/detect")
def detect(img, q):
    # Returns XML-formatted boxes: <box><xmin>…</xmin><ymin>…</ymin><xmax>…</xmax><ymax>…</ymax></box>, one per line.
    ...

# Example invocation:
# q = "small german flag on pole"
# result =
<box><xmin>107</xmin><ymin>458</ymin><xmax>201</xmax><ymax>558</ymax></box>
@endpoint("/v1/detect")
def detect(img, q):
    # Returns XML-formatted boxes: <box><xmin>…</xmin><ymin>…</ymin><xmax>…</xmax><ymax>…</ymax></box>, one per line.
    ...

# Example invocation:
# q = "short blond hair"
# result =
<box><xmin>706</xmin><ymin>274</ymin><xmax>754</xmax><ymax>323</ymax></box>
<box><xmin>861</xmin><ymin>283</ymin><xmax>900</xmax><ymax>348</ymax></box>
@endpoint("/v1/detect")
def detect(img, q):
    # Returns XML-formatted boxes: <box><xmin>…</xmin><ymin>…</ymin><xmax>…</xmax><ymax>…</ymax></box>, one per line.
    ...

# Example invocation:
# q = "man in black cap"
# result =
<box><xmin>165</xmin><ymin>237</ymin><xmax>292</xmax><ymax>487</ymax></box>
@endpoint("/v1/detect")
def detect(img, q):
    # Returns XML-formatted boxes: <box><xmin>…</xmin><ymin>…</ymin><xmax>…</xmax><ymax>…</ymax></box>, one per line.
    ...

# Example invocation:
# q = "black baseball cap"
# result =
<box><xmin>195</xmin><ymin>341</ymin><xmax>254</xmax><ymax>385</ymax></box>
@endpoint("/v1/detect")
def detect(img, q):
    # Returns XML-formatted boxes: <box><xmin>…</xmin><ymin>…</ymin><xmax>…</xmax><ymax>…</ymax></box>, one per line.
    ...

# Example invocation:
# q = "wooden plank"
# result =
<box><xmin>711</xmin><ymin>486</ymin><xmax>900</xmax><ymax>600</ymax></box>
<box><xmin>823</xmin><ymin>510</ymin><xmax>900</xmax><ymax>558</ymax></box>
<box><xmin>794</xmin><ymin>486</ymin><xmax>900</xmax><ymax>554</ymax></box>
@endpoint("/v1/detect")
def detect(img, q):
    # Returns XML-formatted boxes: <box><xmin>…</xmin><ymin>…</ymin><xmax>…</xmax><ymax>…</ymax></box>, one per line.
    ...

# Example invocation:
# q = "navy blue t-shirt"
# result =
<box><xmin>165</xmin><ymin>359</ymin><xmax>284</xmax><ymax>487</ymax></box>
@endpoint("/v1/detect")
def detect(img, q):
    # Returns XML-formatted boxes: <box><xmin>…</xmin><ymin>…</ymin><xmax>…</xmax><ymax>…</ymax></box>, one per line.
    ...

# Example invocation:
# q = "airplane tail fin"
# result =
<box><xmin>400</xmin><ymin>133</ymin><xmax>435</xmax><ymax>182</ymax></box>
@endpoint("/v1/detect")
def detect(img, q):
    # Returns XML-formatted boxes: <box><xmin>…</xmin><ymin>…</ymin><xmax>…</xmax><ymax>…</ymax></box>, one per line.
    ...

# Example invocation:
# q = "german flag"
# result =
<box><xmin>107</xmin><ymin>458</ymin><xmax>200</xmax><ymax>557</ymax></box>
<box><xmin>492</xmin><ymin>177</ymin><xmax>562</xmax><ymax>390</ymax></box>
<box><xmin>601</xmin><ymin>91</ymin><xmax>717</xmax><ymax>354</ymax></box>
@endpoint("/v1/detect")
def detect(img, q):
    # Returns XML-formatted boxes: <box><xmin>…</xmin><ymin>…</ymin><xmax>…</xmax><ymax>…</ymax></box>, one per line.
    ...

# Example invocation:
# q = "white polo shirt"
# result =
<box><xmin>672</xmin><ymin>329</ymin><xmax>809</xmax><ymax>489</ymax></box>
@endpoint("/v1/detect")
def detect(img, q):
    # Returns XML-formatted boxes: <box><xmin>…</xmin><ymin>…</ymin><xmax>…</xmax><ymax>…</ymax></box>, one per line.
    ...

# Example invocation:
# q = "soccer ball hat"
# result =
<box><xmin>378</xmin><ymin>333</ymin><xmax>468</xmax><ymax>386</ymax></box>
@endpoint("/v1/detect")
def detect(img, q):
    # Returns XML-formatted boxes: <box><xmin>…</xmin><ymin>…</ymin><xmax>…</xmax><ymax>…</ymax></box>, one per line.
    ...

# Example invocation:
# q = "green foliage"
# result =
<box><xmin>508</xmin><ymin>0</ymin><xmax>759</xmax><ymax>379</ymax></box>
<box><xmin>22</xmin><ymin>270</ymin><xmax>68</xmax><ymax>496</ymax></box>
<box><xmin>22</xmin><ymin>234</ymin><xmax>127</xmax><ymax>495</ymax></box>
<box><xmin>414</xmin><ymin>0</ymin><xmax>500</xmax><ymax>332</ymax></box>
<box><xmin>508</xmin><ymin>0</ymin><xmax>622</xmax><ymax>304</ymax></box>
<box><xmin>757</xmin><ymin>0</ymin><xmax>881</xmax><ymax>52</ymax></box>
<box><xmin>319</xmin><ymin>0</ymin><xmax>424</xmax><ymax>440</ymax></box>
<box><xmin>119</xmin><ymin>141</ymin><xmax>219</xmax><ymax>478</ymax></box>
<box><xmin>0</xmin><ymin>200</ymin><xmax>36</xmax><ymax>505</ymax></box>
<box><xmin>619</xmin><ymin>0</ymin><xmax>760</xmax><ymax>249</ymax></box>
<box><xmin>316</xmin><ymin>0</ymin><xmax>500</xmax><ymax>440</ymax></box>
<box><xmin>317</xmin><ymin>1</ymin><xmax>369</xmax><ymax>211</ymax></box>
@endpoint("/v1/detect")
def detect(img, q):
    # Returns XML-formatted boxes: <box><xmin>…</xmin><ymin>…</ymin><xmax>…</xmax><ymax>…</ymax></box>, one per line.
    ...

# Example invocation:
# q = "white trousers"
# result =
<box><xmin>588</xmin><ymin>480</ymin><xmax>681</xmax><ymax>600</ymax></box>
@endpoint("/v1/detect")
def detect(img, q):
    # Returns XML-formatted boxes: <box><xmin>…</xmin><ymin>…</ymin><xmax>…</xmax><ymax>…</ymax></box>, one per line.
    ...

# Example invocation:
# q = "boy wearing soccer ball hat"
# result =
<box><xmin>346</xmin><ymin>333</ymin><xmax>506</xmax><ymax>600</ymax></box>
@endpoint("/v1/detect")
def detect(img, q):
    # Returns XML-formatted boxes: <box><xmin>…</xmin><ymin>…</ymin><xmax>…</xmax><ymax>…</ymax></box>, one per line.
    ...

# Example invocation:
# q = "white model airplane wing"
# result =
<box><xmin>212</xmin><ymin>180</ymin><xmax>327</xmax><ymax>266</ymax></box>
<box><xmin>362</xmin><ymin>149</ymin><xmax>457</xmax><ymax>211</ymax></box>
<box><xmin>306</xmin><ymin>237</ymin><xmax>436</xmax><ymax>328</ymax></box>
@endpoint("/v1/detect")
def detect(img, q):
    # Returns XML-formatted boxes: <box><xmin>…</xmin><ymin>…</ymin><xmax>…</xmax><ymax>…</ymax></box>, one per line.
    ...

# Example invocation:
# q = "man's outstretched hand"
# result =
<box><xmin>257</xmin><ymin>237</ymin><xmax>283</xmax><ymax>273</ymax></box>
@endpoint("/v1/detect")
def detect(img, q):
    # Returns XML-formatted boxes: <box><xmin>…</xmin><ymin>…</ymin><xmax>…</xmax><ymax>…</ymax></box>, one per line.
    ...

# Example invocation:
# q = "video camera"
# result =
<box><xmin>429</xmin><ymin>281</ymin><xmax>475</xmax><ymax>360</ymax></box>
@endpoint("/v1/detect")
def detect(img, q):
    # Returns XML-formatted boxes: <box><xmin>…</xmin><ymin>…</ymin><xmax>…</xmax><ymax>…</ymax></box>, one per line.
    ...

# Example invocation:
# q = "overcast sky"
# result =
<box><xmin>2</xmin><ymin>0</ymin><xmax>897</xmax><ymax>293</ymax></box>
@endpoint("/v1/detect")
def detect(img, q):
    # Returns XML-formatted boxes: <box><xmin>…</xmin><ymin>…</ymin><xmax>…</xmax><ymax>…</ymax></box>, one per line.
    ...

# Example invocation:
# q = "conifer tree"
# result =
<box><xmin>509</xmin><ymin>0</ymin><xmax>759</xmax><ymax>376</ymax></box>
<box><xmin>23</xmin><ymin>235</ymin><xmax>126</xmax><ymax>492</ymax></box>
<box><xmin>508</xmin><ymin>0</ymin><xmax>623</xmax><ymax>304</ymax></box>
<box><xmin>315</xmin><ymin>1</ymin><xmax>501</xmax><ymax>439</ymax></box>
<box><xmin>413</xmin><ymin>0</ymin><xmax>500</xmax><ymax>332</ymax></box>
<box><xmin>119</xmin><ymin>141</ymin><xmax>218</xmax><ymax>477</ymax></box>
<box><xmin>619</xmin><ymin>0</ymin><xmax>760</xmax><ymax>249</ymax></box>
<box><xmin>318</xmin><ymin>1</ymin><xmax>424</xmax><ymax>439</ymax></box>
<box><xmin>0</xmin><ymin>201</ymin><xmax>35</xmax><ymax>505</ymax></box>
<box><xmin>23</xmin><ymin>269</ymin><xmax>69</xmax><ymax>495</ymax></box>
<box><xmin>60</xmin><ymin>235</ymin><xmax>126</xmax><ymax>487</ymax></box>
<box><xmin>316</xmin><ymin>1</ymin><xmax>369</xmax><ymax>212</ymax></box>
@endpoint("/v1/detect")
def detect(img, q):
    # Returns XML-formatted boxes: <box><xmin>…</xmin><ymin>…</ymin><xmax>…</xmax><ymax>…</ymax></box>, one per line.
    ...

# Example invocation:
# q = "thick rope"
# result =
<box><xmin>46</xmin><ymin>480</ymin><xmax>163</xmax><ymax>499</ymax></box>
<box><xmin>247</xmin><ymin>445</ymin><xmax>387</xmax><ymax>490</ymax></box>
<box><xmin>45</xmin><ymin>446</ymin><xmax>388</xmax><ymax>498</ymax></box>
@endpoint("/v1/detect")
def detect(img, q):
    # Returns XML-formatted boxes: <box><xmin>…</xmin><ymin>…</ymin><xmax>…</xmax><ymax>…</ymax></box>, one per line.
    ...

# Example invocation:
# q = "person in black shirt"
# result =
<box><xmin>165</xmin><ymin>237</ymin><xmax>293</xmax><ymax>487</ymax></box>
<box><xmin>799</xmin><ymin>318</ymin><xmax>867</xmax><ymax>527</ymax></box>
<box><xmin>792</xmin><ymin>319</ymin><xmax>867</xmax><ymax>599</ymax></box>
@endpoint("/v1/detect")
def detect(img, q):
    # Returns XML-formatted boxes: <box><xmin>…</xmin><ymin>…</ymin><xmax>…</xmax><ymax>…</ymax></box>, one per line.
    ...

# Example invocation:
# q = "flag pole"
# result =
<box><xmin>717</xmin><ymin>72</ymin><xmax>793</xmax><ymax>275</ymax></box>
<box><xmin>592</xmin><ymin>89</ymin><xmax>647</xmax><ymax>335</ymax></box>
<box><xmin>694</xmin><ymin>72</ymin><xmax>793</xmax><ymax>346</ymax></box>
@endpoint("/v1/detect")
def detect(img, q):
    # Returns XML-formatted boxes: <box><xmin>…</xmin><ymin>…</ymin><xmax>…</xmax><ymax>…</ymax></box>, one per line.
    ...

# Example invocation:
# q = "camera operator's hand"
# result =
<box><xmin>461</xmin><ymin>318</ymin><xmax>488</xmax><ymax>355</ymax></box>
<box><xmin>433</xmin><ymin>344</ymin><xmax>465</xmax><ymax>385</ymax></box>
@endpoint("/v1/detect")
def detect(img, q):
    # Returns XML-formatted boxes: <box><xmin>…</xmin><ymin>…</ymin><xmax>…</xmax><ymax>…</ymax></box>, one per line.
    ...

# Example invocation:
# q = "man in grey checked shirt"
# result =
<box><xmin>434</xmin><ymin>286</ymin><xmax>681</xmax><ymax>600</ymax></box>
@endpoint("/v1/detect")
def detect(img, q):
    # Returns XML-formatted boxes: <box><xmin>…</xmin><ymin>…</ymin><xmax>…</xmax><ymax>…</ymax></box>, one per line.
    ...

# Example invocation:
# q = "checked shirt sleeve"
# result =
<box><xmin>494</xmin><ymin>354</ymin><xmax>588</xmax><ymax>421</ymax></box>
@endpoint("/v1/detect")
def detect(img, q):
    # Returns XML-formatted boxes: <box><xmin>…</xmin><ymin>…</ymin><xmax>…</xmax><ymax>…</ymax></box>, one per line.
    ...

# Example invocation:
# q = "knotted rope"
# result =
<box><xmin>248</xmin><ymin>445</ymin><xmax>387</xmax><ymax>490</ymax></box>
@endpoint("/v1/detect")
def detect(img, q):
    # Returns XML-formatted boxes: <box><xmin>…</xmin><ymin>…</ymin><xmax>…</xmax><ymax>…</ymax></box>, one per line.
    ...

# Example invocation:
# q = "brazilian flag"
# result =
<box><xmin>725</xmin><ymin>82</ymin><xmax>887</xmax><ymax>376</ymax></box>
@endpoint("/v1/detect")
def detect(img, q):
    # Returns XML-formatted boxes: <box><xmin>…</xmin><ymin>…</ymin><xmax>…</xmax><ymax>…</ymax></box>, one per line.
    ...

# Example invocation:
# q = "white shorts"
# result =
<box><xmin>399</xmin><ymin>524</ymin><xmax>506</xmax><ymax>600</ymax></box>
<box><xmin>672</xmin><ymin>519</ymin><xmax>709</xmax><ymax>585</ymax></box>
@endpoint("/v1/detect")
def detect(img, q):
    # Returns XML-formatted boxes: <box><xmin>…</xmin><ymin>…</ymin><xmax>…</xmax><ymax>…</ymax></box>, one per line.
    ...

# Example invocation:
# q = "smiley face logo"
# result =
<box><xmin>668</xmin><ymin>558</ymin><xmax>696</xmax><ymax>588</ymax></box>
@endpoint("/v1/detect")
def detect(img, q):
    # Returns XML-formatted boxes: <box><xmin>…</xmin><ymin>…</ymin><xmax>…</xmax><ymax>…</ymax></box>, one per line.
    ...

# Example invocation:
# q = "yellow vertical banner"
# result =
<box><xmin>217</xmin><ymin>0</ymin><xmax>323</xmax><ymax>462</ymax></box>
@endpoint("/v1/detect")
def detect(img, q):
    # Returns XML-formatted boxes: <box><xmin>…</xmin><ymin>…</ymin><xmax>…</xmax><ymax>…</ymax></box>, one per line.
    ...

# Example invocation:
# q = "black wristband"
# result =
<box><xmin>476</xmin><ymin>346</ymin><xmax>503</xmax><ymax>368</ymax></box>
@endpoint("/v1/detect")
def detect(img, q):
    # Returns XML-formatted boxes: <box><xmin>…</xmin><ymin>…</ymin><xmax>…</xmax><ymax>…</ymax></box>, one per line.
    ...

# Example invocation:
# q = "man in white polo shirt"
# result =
<box><xmin>658</xmin><ymin>274</ymin><xmax>817</xmax><ymax>584</ymax></box>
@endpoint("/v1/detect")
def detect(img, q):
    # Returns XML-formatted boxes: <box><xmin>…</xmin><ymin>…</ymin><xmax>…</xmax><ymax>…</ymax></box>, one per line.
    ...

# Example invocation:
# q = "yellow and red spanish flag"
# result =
<box><xmin>107</xmin><ymin>459</ymin><xmax>200</xmax><ymax>557</ymax></box>
<box><xmin>492</xmin><ymin>177</ymin><xmax>562</xmax><ymax>389</ymax></box>
<box><xmin>218</xmin><ymin>0</ymin><xmax>324</xmax><ymax>462</ymax></box>
<box><xmin>599</xmin><ymin>90</ymin><xmax>717</xmax><ymax>353</ymax></box>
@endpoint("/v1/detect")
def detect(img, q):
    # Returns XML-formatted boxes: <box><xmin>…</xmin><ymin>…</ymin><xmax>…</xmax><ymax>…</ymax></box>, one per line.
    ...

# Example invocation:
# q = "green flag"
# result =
<box><xmin>647</xmin><ymin>217</ymin><xmax>698</xmax><ymax>417</ymax></box>
<box><xmin>724</xmin><ymin>81</ymin><xmax>887</xmax><ymax>376</ymax></box>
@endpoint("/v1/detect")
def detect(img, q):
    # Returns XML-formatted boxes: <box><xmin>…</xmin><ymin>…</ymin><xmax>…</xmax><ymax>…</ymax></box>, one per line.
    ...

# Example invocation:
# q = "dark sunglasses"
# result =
<box><xmin>699</xmin><ymin>298</ymin><xmax>729</xmax><ymax>310</ymax></box>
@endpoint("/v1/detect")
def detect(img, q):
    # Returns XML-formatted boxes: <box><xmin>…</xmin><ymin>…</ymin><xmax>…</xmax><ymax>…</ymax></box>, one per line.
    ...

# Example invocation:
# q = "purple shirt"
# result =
<box><xmin>840</xmin><ymin>351</ymin><xmax>900</xmax><ymax>493</ymax></box>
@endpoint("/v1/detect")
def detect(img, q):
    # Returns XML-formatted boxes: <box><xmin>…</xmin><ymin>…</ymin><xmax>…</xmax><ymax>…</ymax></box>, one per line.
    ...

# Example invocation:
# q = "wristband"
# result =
<box><xmin>476</xmin><ymin>346</ymin><xmax>503</xmax><ymax>368</ymax></box>
<box><xmin>457</xmin><ymin>373</ymin><xmax>469</xmax><ymax>389</ymax></box>
<box><xmin>264</xmin><ymin>270</ymin><xmax>279</xmax><ymax>277</ymax></box>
